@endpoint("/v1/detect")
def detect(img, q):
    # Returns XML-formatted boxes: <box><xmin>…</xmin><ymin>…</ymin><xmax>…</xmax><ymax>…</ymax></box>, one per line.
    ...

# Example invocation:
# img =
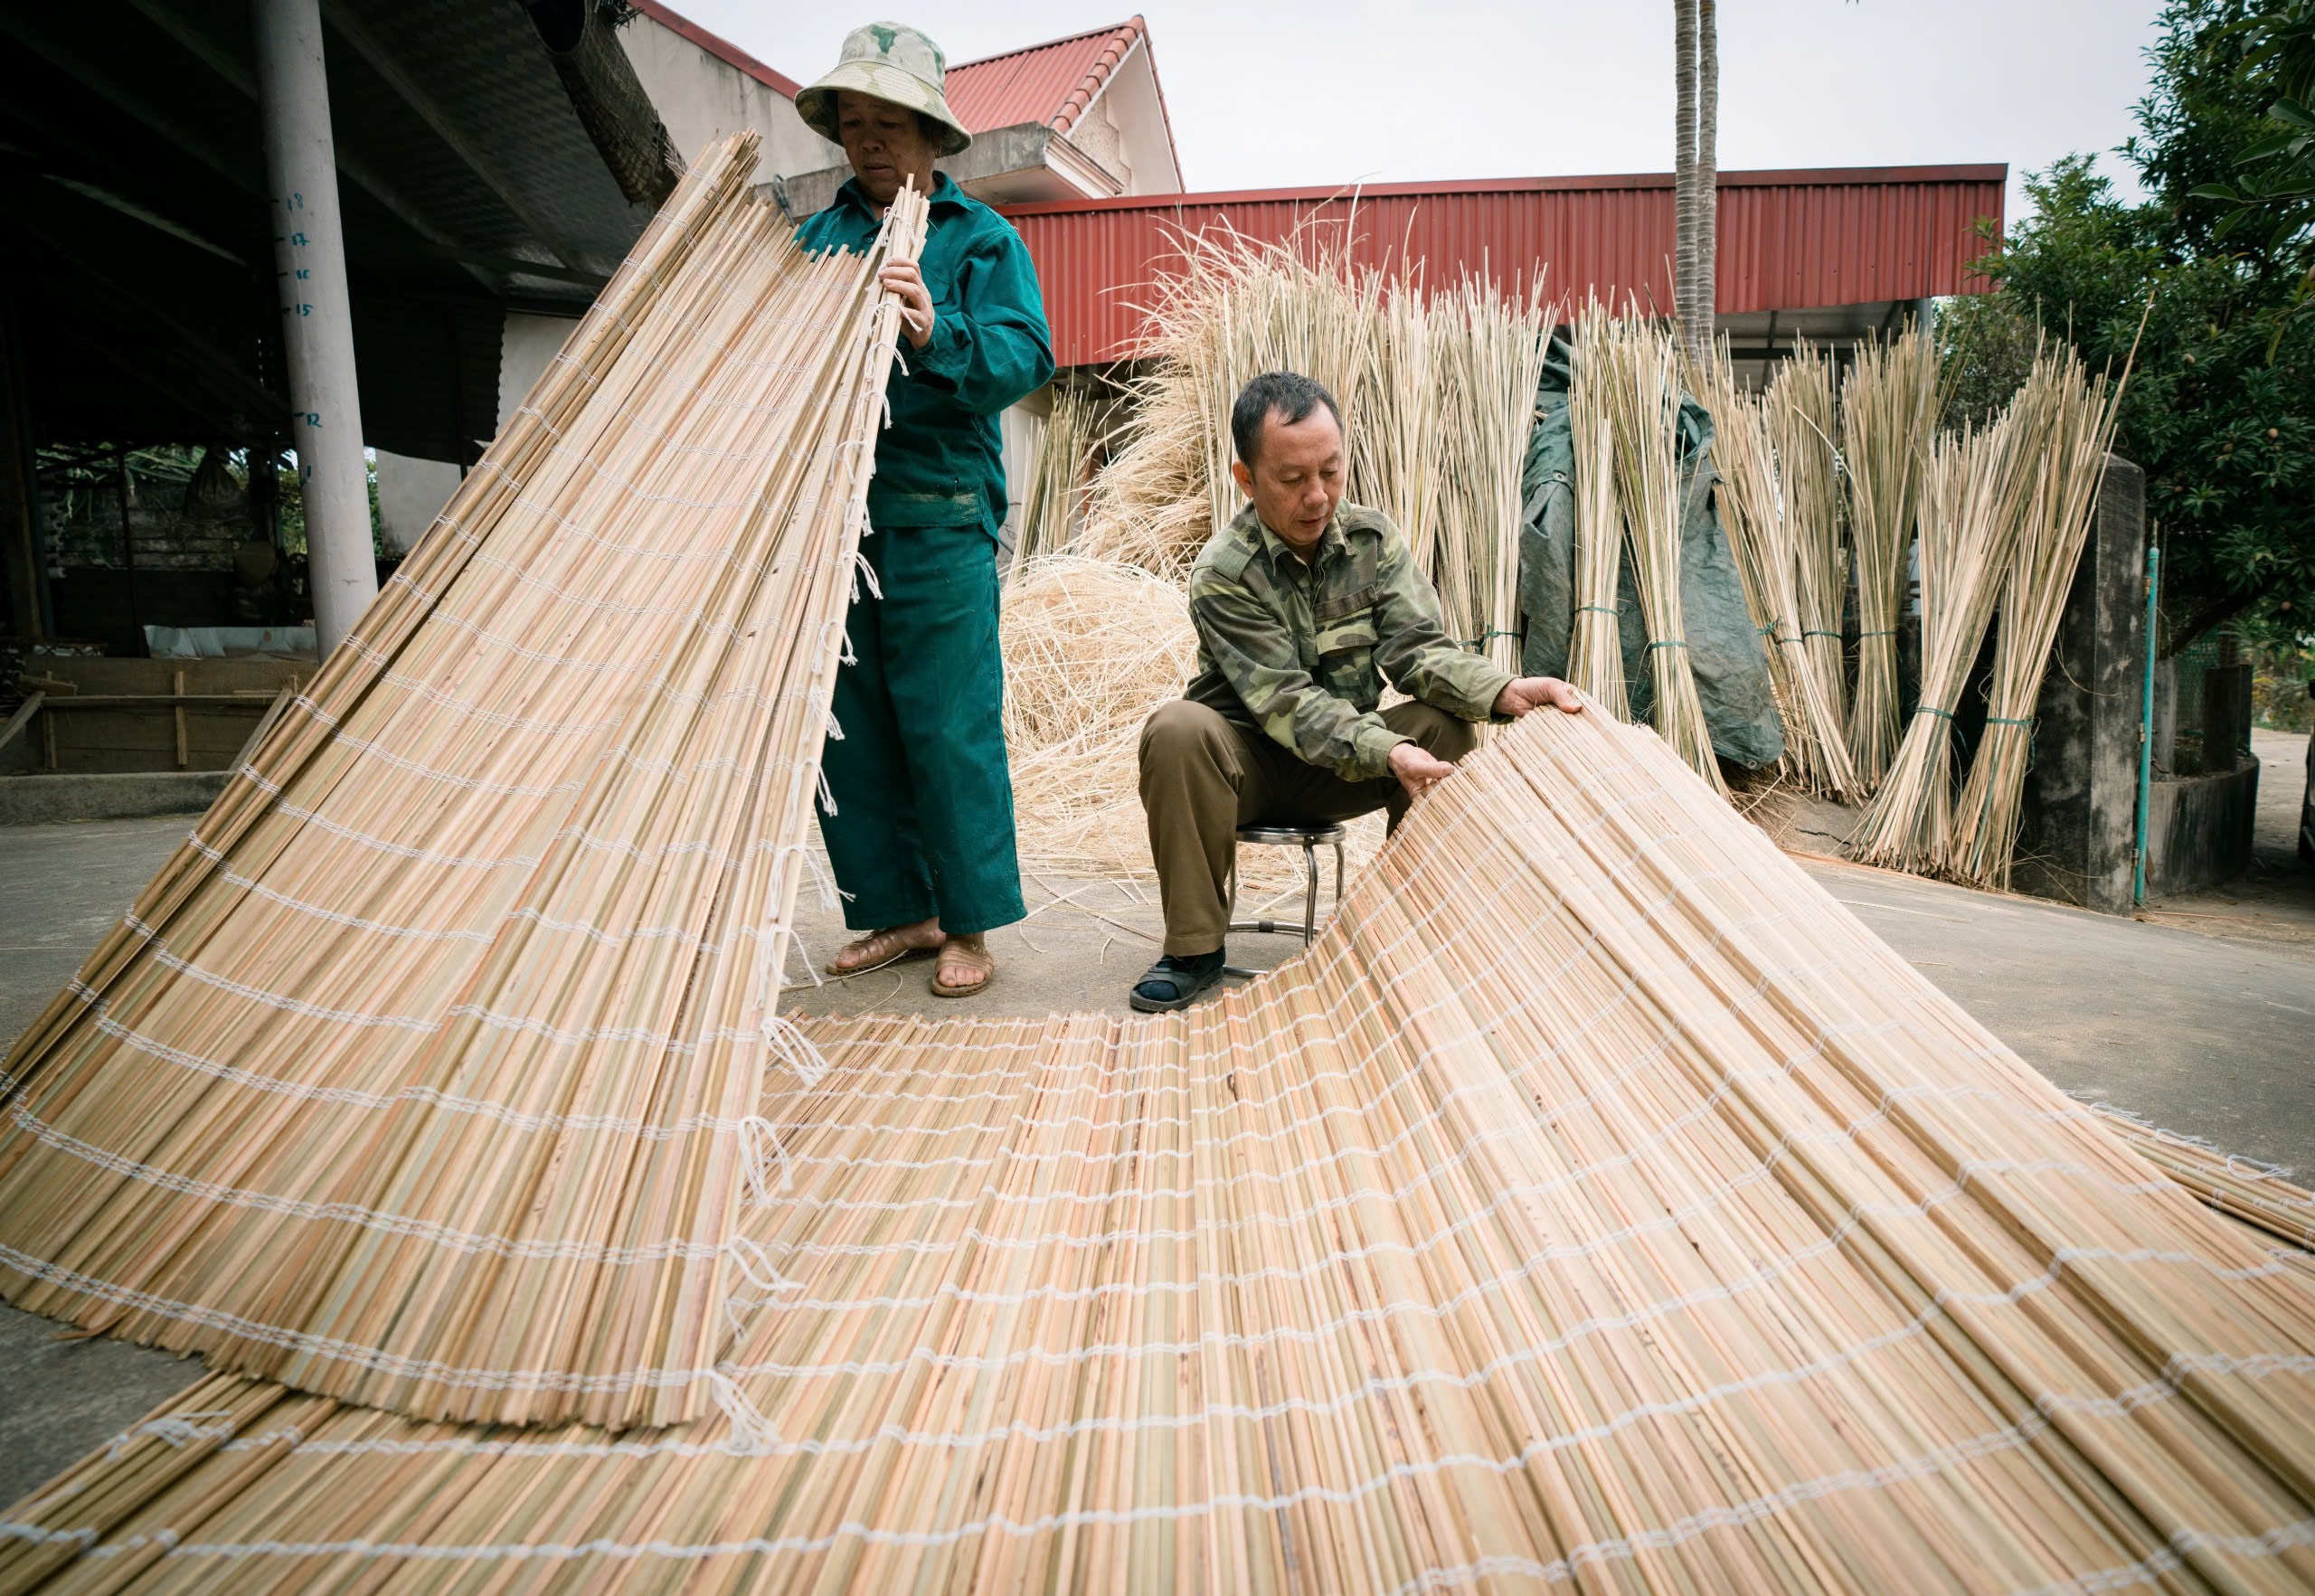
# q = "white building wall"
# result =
<box><xmin>619</xmin><ymin>15</ymin><xmax>836</xmax><ymax>181</ymax></box>
<box><xmin>369</xmin><ymin>309</ymin><xmax>576</xmax><ymax>552</ymax></box>
<box><xmin>1084</xmin><ymin>43</ymin><xmax>1181</xmax><ymax>195</ymax></box>
<box><xmin>498</xmin><ymin>312</ymin><xmax>579</xmax><ymax>430</ymax></box>
<box><xmin>372</xmin><ymin>450</ymin><xmax>461</xmax><ymax>557</ymax></box>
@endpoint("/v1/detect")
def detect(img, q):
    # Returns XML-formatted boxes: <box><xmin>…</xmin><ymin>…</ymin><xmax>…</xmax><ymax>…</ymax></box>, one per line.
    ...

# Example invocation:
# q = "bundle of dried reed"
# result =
<box><xmin>1766</xmin><ymin>339</ymin><xmax>1850</xmax><ymax>750</ymax></box>
<box><xmin>1842</xmin><ymin>327</ymin><xmax>1943</xmax><ymax>791</ymax></box>
<box><xmin>1011</xmin><ymin>382</ymin><xmax>1098</xmax><ymax>577</ymax></box>
<box><xmin>0</xmin><ymin>137</ymin><xmax>925</xmax><ymax>1429</ymax></box>
<box><xmin>1689</xmin><ymin>344</ymin><xmax>1857</xmax><ymax>796</ymax></box>
<box><xmin>1428</xmin><ymin>279</ymin><xmax>1551</xmax><ymax>673</ymax></box>
<box><xmin>1073</xmin><ymin>227</ymin><xmax>1550</xmax><ymax>650</ymax></box>
<box><xmin>1564</xmin><ymin>311</ymin><xmax>1629</xmax><ymax>716</ymax></box>
<box><xmin>1851</xmin><ymin>400</ymin><xmax>2043</xmax><ymax>874</ymax></box>
<box><xmin>1592</xmin><ymin>315</ymin><xmax>1724</xmax><ymax>791</ymax></box>
<box><xmin>1079</xmin><ymin>228</ymin><xmax>1380</xmax><ymax>578</ymax></box>
<box><xmin>11</xmin><ymin>706</ymin><xmax>2314</xmax><ymax>1592</ymax></box>
<box><xmin>1950</xmin><ymin>345</ymin><xmax>2123</xmax><ymax>888</ymax></box>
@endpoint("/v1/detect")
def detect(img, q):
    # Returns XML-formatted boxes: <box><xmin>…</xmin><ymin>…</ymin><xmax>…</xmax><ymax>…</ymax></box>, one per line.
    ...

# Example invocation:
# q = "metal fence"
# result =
<box><xmin>2161</xmin><ymin>625</ymin><xmax>2252</xmax><ymax>776</ymax></box>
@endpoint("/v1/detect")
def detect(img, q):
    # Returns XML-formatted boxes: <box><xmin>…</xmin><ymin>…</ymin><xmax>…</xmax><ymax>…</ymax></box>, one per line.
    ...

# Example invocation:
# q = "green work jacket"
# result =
<box><xmin>1185</xmin><ymin>503</ymin><xmax>1516</xmax><ymax>782</ymax></box>
<box><xmin>798</xmin><ymin>173</ymin><xmax>1054</xmax><ymax>534</ymax></box>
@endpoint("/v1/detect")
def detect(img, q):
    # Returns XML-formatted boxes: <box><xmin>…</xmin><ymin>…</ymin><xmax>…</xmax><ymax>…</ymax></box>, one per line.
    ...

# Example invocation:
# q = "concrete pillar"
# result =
<box><xmin>2013</xmin><ymin>457</ymin><xmax>2146</xmax><ymax>913</ymax></box>
<box><xmin>251</xmin><ymin>0</ymin><xmax>375</xmax><ymax>654</ymax></box>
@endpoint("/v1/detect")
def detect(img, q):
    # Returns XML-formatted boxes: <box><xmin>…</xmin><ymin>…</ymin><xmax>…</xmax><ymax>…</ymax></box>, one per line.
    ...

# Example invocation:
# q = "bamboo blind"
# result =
<box><xmin>5</xmin><ymin>707</ymin><xmax>2310</xmax><ymax>1591</ymax></box>
<box><xmin>0</xmin><ymin>136</ymin><xmax>928</xmax><ymax>1430</ymax></box>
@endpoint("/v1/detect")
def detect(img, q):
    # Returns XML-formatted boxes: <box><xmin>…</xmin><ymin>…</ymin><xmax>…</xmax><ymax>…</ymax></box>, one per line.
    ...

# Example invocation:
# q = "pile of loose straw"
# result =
<box><xmin>1001</xmin><ymin>553</ymin><xmax>1381</xmax><ymax>892</ymax></box>
<box><xmin>1002</xmin><ymin>555</ymin><xmax>1198</xmax><ymax>881</ymax></box>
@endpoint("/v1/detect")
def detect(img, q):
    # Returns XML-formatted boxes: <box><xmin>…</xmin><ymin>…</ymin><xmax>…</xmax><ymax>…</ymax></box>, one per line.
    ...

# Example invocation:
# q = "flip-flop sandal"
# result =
<box><xmin>830</xmin><ymin>928</ymin><xmax>940</xmax><ymax>978</ymax></box>
<box><xmin>930</xmin><ymin>941</ymin><xmax>996</xmax><ymax>998</ymax></box>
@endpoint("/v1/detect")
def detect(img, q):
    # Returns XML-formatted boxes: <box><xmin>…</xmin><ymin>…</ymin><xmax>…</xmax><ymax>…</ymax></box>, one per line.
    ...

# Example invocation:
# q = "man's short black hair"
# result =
<box><xmin>1231</xmin><ymin>372</ymin><xmax>1343</xmax><ymax>467</ymax></box>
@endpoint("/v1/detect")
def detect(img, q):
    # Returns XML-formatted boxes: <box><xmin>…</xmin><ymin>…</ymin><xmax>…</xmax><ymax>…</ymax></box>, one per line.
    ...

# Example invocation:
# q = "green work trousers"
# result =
<box><xmin>1137</xmin><ymin>698</ymin><xmax>1477</xmax><ymax>957</ymax></box>
<box><xmin>817</xmin><ymin>521</ymin><xmax>1025</xmax><ymax>936</ymax></box>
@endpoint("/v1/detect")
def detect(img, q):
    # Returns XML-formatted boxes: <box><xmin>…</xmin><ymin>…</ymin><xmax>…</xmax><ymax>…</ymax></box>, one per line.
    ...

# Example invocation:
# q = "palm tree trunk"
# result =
<box><xmin>1674</xmin><ymin>0</ymin><xmax>1699</xmax><ymax>351</ymax></box>
<box><xmin>1695</xmin><ymin>0</ymin><xmax>1717</xmax><ymax>361</ymax></box>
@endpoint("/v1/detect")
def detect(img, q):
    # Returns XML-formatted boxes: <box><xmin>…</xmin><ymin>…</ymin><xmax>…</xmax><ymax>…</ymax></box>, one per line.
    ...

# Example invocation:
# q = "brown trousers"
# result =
<box><xmin>1137</xmin><ymin>699</ymin><xmax>1478</xmax><ymax>956</ymax></box>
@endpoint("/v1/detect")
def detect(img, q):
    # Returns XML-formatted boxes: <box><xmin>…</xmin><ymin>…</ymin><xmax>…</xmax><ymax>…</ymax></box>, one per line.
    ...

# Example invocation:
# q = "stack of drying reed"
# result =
<box><xmin>1689</xmin><ymin>341</ymin><xmax>1857</xmax><ymax>797</ymax></box>
<box><xmin>1853</xmin><ymin>342</ymin><xmax>2121</xmax><ymax>880</ymax></box>
<box><xmin>0</xmin><ymin>137</ymin><xmax>925</xmax><ymax>1430</ymax></box>
<box><xmin>1078</xmin><ymin>229</ymin><xmax>1549</xmax><ymax>665</ymax></box>
<box><xmin>1568</xmin><ymin>308</ymin><xmax>1725</xmax><ymax>793</ymax></box>
<box><xmin>9</xmin><ymin>706</ymin><xmax>2312</xmax><ymax>1591</ymax></box>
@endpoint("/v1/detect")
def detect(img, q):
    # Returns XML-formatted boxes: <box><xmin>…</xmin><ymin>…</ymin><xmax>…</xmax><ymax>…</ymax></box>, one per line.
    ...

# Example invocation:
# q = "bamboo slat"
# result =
<box><xmin>7</xmin><ymin>706</ymin><xmax>2311</xmax><ymax>1592</ymax></box>
<box><xmin>0</xmin><ymin>135</ymin><xmax>928</xmax><ymax>1430</ymax></box>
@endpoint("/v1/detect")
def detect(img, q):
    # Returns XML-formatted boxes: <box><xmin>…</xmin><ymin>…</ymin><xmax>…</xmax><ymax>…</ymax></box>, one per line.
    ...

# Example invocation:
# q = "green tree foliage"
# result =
<box><xmin>1945</xmin><ymin>0</ymin><xmax>2315</xmax><ymax>652</ymax></box>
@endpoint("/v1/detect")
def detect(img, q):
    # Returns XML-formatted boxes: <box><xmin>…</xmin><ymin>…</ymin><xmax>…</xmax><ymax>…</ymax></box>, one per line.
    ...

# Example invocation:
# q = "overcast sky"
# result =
<box><xmin>666</xmin><ymin>0</ymin><xmax>2169</xmax><ymax>226</ymax></box>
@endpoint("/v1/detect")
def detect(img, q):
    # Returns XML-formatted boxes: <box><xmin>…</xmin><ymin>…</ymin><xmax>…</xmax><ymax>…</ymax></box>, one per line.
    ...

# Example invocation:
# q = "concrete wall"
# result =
<box><xmin>373</xmin><ymin>450</ymin><xmax>460</xmax><ymax>557</ymax></box>
<box><xmin>2144</xmin><ymin>763</ymin><xmax>2262</xmax><ymax>895</ymax></box>
<box><xmin>1082</xmin><ymin>40</ymin><xmax>1181</xmax><ymax>194</ymax></box>
<box><xmin>2013</xmin><ymin>458</ymin><xmax>2145</xmax><ymax>914</ymax></box>
<box><xmin>369</xmin><ymin>311</ymin><xmax>574</xmax><ymax>556</ymax></box>
<box><xmin>499</xmin><ymin>313</ymin><xmax>580</xmax><ymax>430</ymax></box>
<box><xmin>619</xmin><ymin>13</ymin><xmax>834</xmax><ymax>180</ymax></box>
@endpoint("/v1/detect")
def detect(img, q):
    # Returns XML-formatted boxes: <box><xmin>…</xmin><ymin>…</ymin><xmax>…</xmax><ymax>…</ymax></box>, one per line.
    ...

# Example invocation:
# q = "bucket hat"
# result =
<box><xmin>796</xmin><ymin>23</ymin><xmax>972</xmax><ymax>157</ymax></box>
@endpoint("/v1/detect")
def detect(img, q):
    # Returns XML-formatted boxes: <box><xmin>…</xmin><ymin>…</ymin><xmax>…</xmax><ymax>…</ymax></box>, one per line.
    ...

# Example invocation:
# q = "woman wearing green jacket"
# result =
<box><xmin>794</xmin><ymin>23</ymin><xmax>1054</xmax><ymax>996</ymax></box>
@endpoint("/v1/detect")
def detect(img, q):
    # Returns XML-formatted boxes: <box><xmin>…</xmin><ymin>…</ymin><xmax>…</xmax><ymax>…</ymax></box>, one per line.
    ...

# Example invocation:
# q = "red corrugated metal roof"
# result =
<box><xmin>944</xmin><ymin>18</ymin><xmax>1145</xmax><ymax>133</ymax></box>
<box><xmin>629</xmin><ymin>0</ymin><xmax>802</xmax><ymax>98</ymax></box>
<box><xmin>999</xmin><ymin>165</ymin><xmax>2008</xmax><ymax>367</ymax></box>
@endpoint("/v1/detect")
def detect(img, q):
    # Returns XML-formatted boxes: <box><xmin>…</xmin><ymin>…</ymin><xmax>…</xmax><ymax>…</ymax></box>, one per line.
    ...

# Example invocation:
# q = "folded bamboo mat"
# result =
<box><xmin>6</xmin><ymin>706</ymin><xmax>2311</xmax><ymax>1592</ymax></box>
<box><xmin>0</xmin><ymin>136</ymin><xmax>927</xmax><ymax>1429</ymax></box>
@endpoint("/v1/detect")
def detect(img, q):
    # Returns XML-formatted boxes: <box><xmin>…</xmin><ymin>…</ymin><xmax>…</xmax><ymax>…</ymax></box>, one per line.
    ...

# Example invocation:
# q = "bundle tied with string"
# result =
<box><xmin>1688</xmin><ymin>340</ymin><xmax>1856</xmax><ymax>798</ymax></box>
<box><xmin>1076</xmin><ymin>223</ymin><xmax>1551</xmax><ymax>665</ymax></box>
<box><xmin>1949</xmin><ymin>342</ymin><xmax>2126</xmax><ymax>888</ymax></box>
<box><xmin>1842</xmin><ymin>326</ymin><xmax>1943</xmax><ymax>793</ymax></box>
<box><xmin>0</xmin><ymin>137</ymin><xmax>926</xmax><ymax>1430</ymax></box>
<box><xmin>1593</xmin><ymin>314</ymin><xmax>1724</xmax><ymax>793</ymax></box>
<box><xmin>1564</xmin><ymin>307</ymin><xmax>1629</xmax><ymax>716</ymax></box>
<box><xmin>1766</xmin><ymin>339</ymin><xmax>1850</xmax><ymax>751</ymax></box>
<box><xmin>1011</xmin><ymin>381</ymin><xmax>1100</xmax><ymax>577</ymax></box>
<box><xmin>1851</xmin><ymin>396</ymin><xmax>2042</xmax><ymax>874</ymax></box>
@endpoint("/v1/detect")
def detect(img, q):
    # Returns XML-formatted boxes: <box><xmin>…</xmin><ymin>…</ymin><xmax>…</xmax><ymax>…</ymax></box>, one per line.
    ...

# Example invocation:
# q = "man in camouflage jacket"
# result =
<box><xmin>1130</xmin><ymin>371</ymin><xmax>1583</xmax><ymax>1012</ymax></box>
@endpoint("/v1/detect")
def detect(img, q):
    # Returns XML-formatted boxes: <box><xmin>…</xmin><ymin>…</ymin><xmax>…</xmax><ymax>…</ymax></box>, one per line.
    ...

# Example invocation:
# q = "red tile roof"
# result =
<box><xmin>944</xmin><ymin>17</ymin><xmax>1147</xmax><ymax>134</ymax></box>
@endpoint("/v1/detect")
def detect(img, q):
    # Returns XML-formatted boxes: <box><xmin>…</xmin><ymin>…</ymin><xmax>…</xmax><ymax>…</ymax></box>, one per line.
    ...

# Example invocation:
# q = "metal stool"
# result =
<box><xmin>1223</xmin><ymin>823</ymin><xmax>1346</xmax><ymax>978</ymax></box>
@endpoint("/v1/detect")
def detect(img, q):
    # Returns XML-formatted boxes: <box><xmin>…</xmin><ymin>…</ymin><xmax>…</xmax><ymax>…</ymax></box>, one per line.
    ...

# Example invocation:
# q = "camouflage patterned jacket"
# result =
<box><xmin>1183</xmin><ymin>503</ymin><xmax>1516</xmax><ymax>781</ymax></box>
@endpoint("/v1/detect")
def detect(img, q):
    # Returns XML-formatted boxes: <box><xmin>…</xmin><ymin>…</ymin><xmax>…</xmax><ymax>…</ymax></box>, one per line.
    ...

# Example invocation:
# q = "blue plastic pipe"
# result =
<box><xmin>2133</xmin><ymin>545</ymin><xmax>2159</xmax><ymax>908</ymax></box>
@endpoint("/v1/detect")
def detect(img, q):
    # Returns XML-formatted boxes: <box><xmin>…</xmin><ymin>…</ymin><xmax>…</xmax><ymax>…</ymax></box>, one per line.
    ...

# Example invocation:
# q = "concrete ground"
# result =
<box><xmin>3</xmin><ymin>789</ymin><xmax>2310</xmax><ymax>1507</ymax></box>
